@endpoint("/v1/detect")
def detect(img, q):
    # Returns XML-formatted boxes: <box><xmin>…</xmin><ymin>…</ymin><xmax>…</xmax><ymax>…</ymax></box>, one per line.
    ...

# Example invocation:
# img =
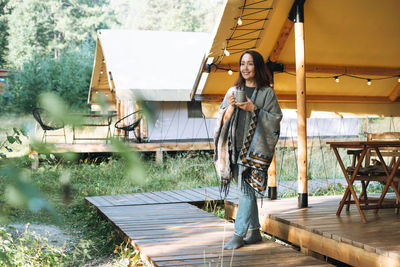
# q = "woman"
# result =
<box><xmin>213</xmin><ymin>50</ymin><xmax>282</xmax><ymax>249</ymax></box>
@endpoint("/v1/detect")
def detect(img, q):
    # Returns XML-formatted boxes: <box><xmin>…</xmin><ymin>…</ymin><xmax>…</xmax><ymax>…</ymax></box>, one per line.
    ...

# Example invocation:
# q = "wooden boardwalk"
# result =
<box><xmin>86</xmin><ymin>186</ymin><xmax>240</xmax><ymax>207</ymax></box>
<box><xmin>226</xmin><ymin>195</ymin><xmax>400</xmax><ymax>267</ymax></box>
<box><xmin>86</xmin><ymin>187</ymin><xmax>331</xmax><ymax>266</ymax></box>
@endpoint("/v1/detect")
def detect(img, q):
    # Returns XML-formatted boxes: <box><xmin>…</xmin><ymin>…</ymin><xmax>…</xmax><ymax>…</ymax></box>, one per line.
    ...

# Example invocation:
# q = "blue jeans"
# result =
<box><xmin>234</xmin><ymin>170</ymin><xmax>260</xmax><ymax>237</ymax></box>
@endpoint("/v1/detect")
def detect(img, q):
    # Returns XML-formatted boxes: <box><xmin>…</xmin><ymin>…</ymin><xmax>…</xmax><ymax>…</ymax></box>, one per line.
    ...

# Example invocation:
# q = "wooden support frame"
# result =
<box><xmin>269</xmin><ymin>18</ymin><xmax>294</xmax><ymax>62</ymax></box>
<box><xmin>389</xmin><ymin>83</ymin><xmax>400</xmax><ymax>102</ymax></box>
<box><xmin>203</xmin><ymin>64</ymin><xmax>400</xmax><ymax>77</ymax></box>
<box><xmin>195</xmin><ymin>94</ymin><xmax>397</xmax><ymax>103</ymax></box>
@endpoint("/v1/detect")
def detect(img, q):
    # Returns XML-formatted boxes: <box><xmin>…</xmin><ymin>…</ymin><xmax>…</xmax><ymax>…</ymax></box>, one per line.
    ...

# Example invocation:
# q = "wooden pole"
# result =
<box><xmin>268</xmin><ymin>153</ymin><xmax>277</xmax><ymax>199</ymax></box>
<box><xmin>292</xmin><ymin>0</ymin><xmax>308</xmax><ymax>208</ymax></box>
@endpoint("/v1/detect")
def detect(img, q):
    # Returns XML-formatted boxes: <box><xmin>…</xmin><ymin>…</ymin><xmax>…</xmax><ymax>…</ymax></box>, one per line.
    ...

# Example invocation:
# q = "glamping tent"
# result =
<box><xmin>190</xmin><ymin>0</ymin><xmax>400</xmax><ymax>206</ymax></box>
<box><xmin>88</xmin><ymin>30</ymin><xmax>215</xmax><ymax>143</ymax></box>
<box><xmin>193</xmin><ymin>0</ymin><xmax>400</xmax><ymax>117</ymax></box>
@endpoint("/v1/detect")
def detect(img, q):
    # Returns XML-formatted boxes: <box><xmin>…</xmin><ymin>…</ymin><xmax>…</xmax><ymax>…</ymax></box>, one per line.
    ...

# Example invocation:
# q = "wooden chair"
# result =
<box><xmin>32</xmin><ymin>107</ymin><xmax>66</xmax><ymax>143</ymax></box>
<box><xmin>346</xmin><ymin>132</ymin><xmax>400</xmax><ymax>210</ymax></box>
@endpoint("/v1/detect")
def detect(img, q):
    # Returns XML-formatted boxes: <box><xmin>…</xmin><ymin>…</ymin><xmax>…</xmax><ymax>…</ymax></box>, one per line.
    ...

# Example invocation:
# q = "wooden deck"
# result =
<box><xmin>86</xmin><ymin>186</ymin><xmax>239</xmax><ymax>207</ymax></box>
<box><xmin>225</xmin><ymin>194</ymin><xmax>400</xmax><ymax>267</ymax></box>
<box><xmin>86</xmin><ymin>187</ymin><xmax>331</xmax><ymax>266</ymax></box>
<box><xmin>30</xmin><ymin>141</ymin><xmax>214</xmax><ymax>153</ymax></box>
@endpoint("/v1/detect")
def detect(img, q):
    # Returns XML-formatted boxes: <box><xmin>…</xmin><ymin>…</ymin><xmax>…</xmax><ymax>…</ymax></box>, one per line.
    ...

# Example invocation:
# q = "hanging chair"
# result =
<box><xmin>114</xmin><ymin>110</ymin><xmax>143</xmax><ymax>143</ymax></box>
<box><xmin>32</xmin><ymin>107</ymin><xmax>66</xmax><ymax>143</ymax></box>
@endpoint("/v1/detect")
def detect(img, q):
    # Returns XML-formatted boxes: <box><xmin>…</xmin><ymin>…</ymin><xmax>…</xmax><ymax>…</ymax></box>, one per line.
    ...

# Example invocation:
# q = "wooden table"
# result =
<box><xmin>327</xmin><ymin>141</ymin><xmax>400</xmax><ymax>223</ymax></box>
<box><xmin>72</xmin><ymin>113</ymin><xmax>115</xmax><ymax>143</ymax></box>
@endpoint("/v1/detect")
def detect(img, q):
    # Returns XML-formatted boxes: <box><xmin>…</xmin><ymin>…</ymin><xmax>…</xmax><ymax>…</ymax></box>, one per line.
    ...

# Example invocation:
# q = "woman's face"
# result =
<box><xmin>240</xmin><ymin>53</ymin><xmax>255</xmax><ymax>81</ymax></box>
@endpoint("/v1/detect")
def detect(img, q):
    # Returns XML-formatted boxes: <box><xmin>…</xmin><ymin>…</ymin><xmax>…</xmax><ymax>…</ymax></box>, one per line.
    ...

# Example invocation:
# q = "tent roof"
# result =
<box><xmin>194</xmin><ymin>0</ymin><xmax>400</xmax><ymax>117</ymax></box>
<box><xmin>89</xmin><ymin>30</ymin><xmax>210</xmax><ymax>102</ymax></box>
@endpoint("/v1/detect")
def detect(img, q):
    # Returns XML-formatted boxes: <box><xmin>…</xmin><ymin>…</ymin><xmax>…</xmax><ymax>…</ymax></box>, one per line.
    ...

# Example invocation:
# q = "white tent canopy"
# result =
<box><xmin>91</xmin><ymin>30</ymin><xmax>210</xmax><ymax>102</ymax></box>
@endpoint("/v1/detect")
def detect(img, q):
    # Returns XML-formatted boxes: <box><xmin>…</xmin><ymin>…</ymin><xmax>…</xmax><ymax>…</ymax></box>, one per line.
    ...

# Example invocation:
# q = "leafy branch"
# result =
<box><xmin>0</xmin><ymin>127</ymin><xmax>27</xmax><ymax>158</ymax></box>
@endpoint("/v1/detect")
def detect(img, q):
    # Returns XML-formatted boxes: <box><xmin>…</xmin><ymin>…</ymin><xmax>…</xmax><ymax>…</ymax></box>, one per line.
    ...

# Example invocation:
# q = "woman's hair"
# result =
<box><xmin>234</xmin><ymin>50</ymin><xmax>271</xmax><ymax>88</ymax></box>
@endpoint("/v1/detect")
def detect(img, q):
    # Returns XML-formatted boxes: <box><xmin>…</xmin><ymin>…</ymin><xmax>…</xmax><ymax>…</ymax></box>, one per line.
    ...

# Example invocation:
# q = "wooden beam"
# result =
<box><xmin>195</xmin><ymin>94</ymin><xmax>397</xmax><ymax>103</ymax></box>
<box><xmin>30</xmin><ymin>142</ymin><xmax>214</xmax><ymax>154</ymax></box>
<box><xmin>204</xmin><ymin>64</ymin><xmax>400</xmax><ymax>76</ymax></box>
<box><xmin>388</xmin><ymin>83</ymin><xmax>400</xmax><ymax>102</ymax></box>
<box><xmin>294</xmin><ymin>16</ymin><xmax>308</xmax><ymax>208</ymax></box>
<box><xmin>269</xmin><ymin>19</ymin><xmax>294</xmax><ymax>62</ymax></box>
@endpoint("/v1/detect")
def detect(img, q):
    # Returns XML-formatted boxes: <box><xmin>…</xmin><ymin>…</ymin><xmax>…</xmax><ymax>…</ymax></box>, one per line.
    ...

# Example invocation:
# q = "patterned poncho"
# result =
<box><xmin>213</xmin><ymin>85</ymin><xmax>282</xmax><ymax>196</ymax></box>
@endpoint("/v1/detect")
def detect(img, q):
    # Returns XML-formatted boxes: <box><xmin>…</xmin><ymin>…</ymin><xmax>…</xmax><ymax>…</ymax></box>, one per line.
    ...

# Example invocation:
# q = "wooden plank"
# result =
<box><xmin>88</xmin><ymin>200</ymin><xmax>330</xmax><ymax>267</ymax></box>
<box><xmin>32</xmin><ymin>141</ymin><xmax>214</xmax><ymax>154</ymax></box>
<box><xmin>189</xmin><ymin>187</ymin><xmax>222</xmax><ymax>200</ymax></box>
<box><xmin>225</xmin><ymin>195</ymin><xmax>400</xmax><ymax>267</ymax></box>
<box><xmin>148</xmin><ymin>191</ymin><xmax>179</xmax><ymax>203</ymax></box>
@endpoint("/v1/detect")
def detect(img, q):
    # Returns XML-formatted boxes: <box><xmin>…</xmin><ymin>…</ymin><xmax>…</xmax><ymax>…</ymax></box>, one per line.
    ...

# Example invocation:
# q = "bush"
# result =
<box><xmin>1</xmin><ymin>40</ymin><xmax>94</xmax><ymax>113</ymax></box>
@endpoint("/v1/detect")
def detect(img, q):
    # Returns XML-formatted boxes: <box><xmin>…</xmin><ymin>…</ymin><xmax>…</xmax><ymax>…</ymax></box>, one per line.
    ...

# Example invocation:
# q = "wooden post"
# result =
<box><xmin>29</xmin><ymin>149</ymin><xmax>39</xmax><ymax>170</ymax></box>
<box><xmin>290</xmin><ymin>0</ymin><xmax>308</xmax><ymax>208</ymax></box>
<box><xmin>268</xmin><ymin>153</ymin><xmax>277</xmax><ymax>199</ymax></box>
<box><xmin>156</xmin><ymin>150</ymin><xmax>163</xmax><ymax>163</ymax></box>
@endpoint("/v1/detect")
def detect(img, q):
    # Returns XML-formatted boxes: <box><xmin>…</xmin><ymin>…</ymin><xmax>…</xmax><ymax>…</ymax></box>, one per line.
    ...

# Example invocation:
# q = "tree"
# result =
<box><xmin>6</xmin><ymin>0</ymin><xmax>116</xmax><ymax>69</ymax></box>
<box><xmin>0</xmin><ymin>0</ymin><xmax>10</xmax><ymax>67</ymax></box>
<box><xmin>110</xmin><ymin>0</ymin><xmax>224</xmax><ymax>33</ymax></box>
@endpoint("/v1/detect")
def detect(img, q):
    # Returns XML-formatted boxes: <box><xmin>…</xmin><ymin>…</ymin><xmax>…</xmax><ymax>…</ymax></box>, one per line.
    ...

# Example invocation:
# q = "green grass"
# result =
<box><xmin>1</xmin><ymin>152</ymin><xmax>218</xmax><ymax>266</ymax></box>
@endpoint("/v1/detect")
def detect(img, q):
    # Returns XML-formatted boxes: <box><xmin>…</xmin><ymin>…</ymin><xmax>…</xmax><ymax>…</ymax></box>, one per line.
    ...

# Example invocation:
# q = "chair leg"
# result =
<box><xmin>346</xmin><ymin>192</ymin><xmax>351</xmax><ymax>211</ymax></box>
<box><xmin>360</xmin><ymin>181</ymin><xmax>368</xmax><ymax>205</ymax></box>
<box><xmin>42</xmin><ymin>130</ymin><xmax>46</xmax><ymax>143</ymax></box>
<box><xmin>63</xmin><ymin>127</ymin><xmax>67</xmax><ymax>143</ymax></box>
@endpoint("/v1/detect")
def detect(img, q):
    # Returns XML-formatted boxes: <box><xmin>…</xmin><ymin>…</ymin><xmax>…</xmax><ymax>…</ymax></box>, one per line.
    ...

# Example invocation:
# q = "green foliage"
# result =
<box><xmin>0</xmin><ymin>224</ymin><xmax>66</xmax><ymax>266</ymax></box>
<box><xmin>110</xmin><ymin>0</ymin><xmax>224</xmax><ymax>32</ymax></box>
<box><xmin>0</xmin><ymin>127</ymin><xmax>27</xmax><ymax>158</ymax></box>
<box><xmin>5</xmin><ymin>0</ymin><xmax>115</xmax><ymax>69</ymax></box>
<box><xmin>204</xmin><ymin>201</ymin><xmax>225</xmax><ymax>219</ymax></box>
<box><xmin>0</xmin><ymin>0</ymin><xmax>10</xmax><ymax>67</ymax></box>
<box><xmin>113</xmin><ymin>242</ymin><xmax>144</xmax><ymax>266</ymax></box>
<box><xmin>1</xmin><ymin>42</ymin><xmax>94</xmax><ymax>113</ymax></box>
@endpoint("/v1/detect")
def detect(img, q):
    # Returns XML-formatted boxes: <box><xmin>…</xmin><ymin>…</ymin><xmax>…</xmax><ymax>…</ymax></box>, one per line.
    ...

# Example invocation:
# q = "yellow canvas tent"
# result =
<box><xmin>193</xmin><ymin>0</ymin><xmax>400</xmax><ymax>118</ymax></box>
<box><xmin>190</xmin><ymin>0</ymin><xmax>400</xmax><ymax>207</ymax></box>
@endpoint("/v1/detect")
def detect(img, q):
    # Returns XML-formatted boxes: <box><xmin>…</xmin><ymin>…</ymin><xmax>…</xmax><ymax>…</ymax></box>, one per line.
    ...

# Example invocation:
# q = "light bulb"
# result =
<box><xmin>398</xmin><ymin>76</ymin><xmax>400</xmax><ymax>83</ymax></box>
<box><xmin>228</xmin><ymin>69</ymin><xmax>233</xmax><ymax>75</ymax></box>
<box><xmin>100</xmin><ymin>71</ymin><xmax>103</xmax><ymax>74</ymax></box>
<box><xmin>334</xmin><ymin>76</ymin><xmax>339</xmax><ymax>83</ymax></box>
<box><xmin>238</xmin><ymin>18</ymin><xmax>243</xmax><ymax>25</ymax></box>
<box><xmin>367</xmin><ymin>79</ymin><xmax>372</xmax><ymax>85</ymax></box>
<box><xmin>224</xmin><ymin>48</ymin><xmax>230</xmax><ymax>56</ymax></box>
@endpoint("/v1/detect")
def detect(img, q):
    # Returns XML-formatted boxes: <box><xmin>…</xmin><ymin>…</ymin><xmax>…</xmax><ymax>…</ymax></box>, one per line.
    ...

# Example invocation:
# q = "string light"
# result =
<box><xmin>228</xmin><ymin>69</ymin><xmax>233</xmax><ymax>75</ymax></box>
<box><xmin>217</xmin><ymin>0</ymin><xmax>272</xmax><ymax>63</ymax></box>
<box><xmin>277</xmin><ymin>71</ymin><xmax>400</xmax><ymax>85</ymax></box>
<box><xmin>224</xmin><ymin>48</ymin><xmax>230</xmax><ymax>56</ymax></box>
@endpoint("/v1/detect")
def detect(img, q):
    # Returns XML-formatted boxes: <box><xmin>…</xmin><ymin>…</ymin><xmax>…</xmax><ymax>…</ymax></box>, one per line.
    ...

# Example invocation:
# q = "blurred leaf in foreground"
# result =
<box><xmin>110</xmin><ymin>138</ymin><xmax>145</xmax><ymax>185</ymax></box>
<box><xmin>0</xmin><ymin>166</ymin><xmax>60</xmax><ymax>224</ymax></box>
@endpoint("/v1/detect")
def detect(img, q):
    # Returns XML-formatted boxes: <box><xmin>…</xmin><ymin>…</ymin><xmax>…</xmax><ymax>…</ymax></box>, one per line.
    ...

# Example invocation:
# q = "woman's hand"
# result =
<box><xmin>236</xmin><ymin>96</ymin><xmax>255</xmax><ymax>112</ymax></box>
<box><xmin>228</xmin><ymin>93</ymin><xmax>236</xmax><ymax>106</ymax></box>
<box><xmin>222</xmin><ymin>92</ymin><xmax>236</xmax><ymax>124</ymax></box>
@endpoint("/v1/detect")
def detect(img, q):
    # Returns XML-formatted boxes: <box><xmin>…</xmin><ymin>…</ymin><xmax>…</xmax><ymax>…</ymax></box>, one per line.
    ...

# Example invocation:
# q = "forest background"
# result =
<box><xmin>0</xmin><ymin>0</ymin><xmax>224</xmax><ymax>113</ymax></box>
